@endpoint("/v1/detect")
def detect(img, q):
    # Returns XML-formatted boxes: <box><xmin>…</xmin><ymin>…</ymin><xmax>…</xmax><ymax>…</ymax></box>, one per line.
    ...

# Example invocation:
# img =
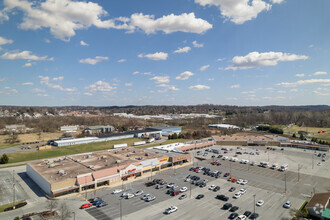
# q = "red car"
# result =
<box><xmin>224</xmin><ymin>151</ymin><xmax>228</xmax><ymax>154</ymax></box>
<box><xmin>224</xmin><ymin>173</ymin><xmax>230</xmax><ymax>177</ymax></box>
<box><xmin>81</xmin><ymin>203</ymin><xmax>92</xmax><ymax>209</ymax></box>
<box><xmin>171</xmin><ymin>191</ymin><xmax>180</xmax><ymax>196</ymax></box>
<box><xmin>193</xmin><ymin>168</ymin><xmax>199</xmax><ymax>172</ymax></box>
<box><xmin>231</xmin><ymin>178</ymin><xmax>238</xmax><ymax>183</ymax></box>
<box><xmin>211</xmin><ymin>162</ymin><xmax>218</xmax><ymax>165</ymax></box>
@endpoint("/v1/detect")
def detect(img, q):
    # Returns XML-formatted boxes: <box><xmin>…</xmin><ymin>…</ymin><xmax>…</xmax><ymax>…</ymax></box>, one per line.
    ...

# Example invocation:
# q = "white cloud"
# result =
<box><xmin>117</xmin><ymin>59</ymin><xmax>126</xmax><ymax>63</ymax></box>
<box><xmin>150</xmin><ymin>76</ymin><xmax>170</xmax><ymax>84</ymax></box>
<box><xmin>192</xmin><ymin>40</ymin><xmax>203</xmax><ymax>48</ymax></box>
<box><xmin>80</xmin><ymin>40</ymin><xmax>88</xmax><ymax>46</ymax></box>
<box><xmin>44</xmin><ymin>38</ymin><xmax>50</xmax><ymax>43</ymax></box>
<box><xmin>277</xmin><ymin>90</ymin><xmax>286</xmax><ymax>93</ymax></box>
<box><xmin>157</xmin><ymin>84</ymin><xmax>179</xmax><ymax>92</ymax></box>
<box><xmin>277</xmin><ymin>79</ymin><xmax>330</xmax><ymax>87</ymax></box>
<box><xmin>208</xmin><ymin>78</ymin><xmax>214</xmax><ymax>81</ymax></box>
<box><xmin>270</xmin><ymin>0</ymin><xmax>285</xmax><ymax>3</ymax></box>
<box><xmin>125</xmin><ymin>83</ymin><xmax>133</xmax><ymax>87</ymax></box>
<box><xmin>22</xmin><ymin>62</ymin><xmax>35</xmax><ymax>68</ymax></box>
<box><xmin>313</xmin><ymin>71</ymin><xmax>327</xmax><ymax>76</ymax></box>
<box><xmin>52</xmin><ymin>76</ymin><xmax>64</xmax><ymax>81</ymax></box>
<box><xmin>0</xmin><ymin>50</ymin><xmax>53</xmax><ymax>61</ymax></box>
<box><xmin>79</xmin><ymin>56</ymin><xmax>108</xmax><ymax>65</ymax></box>
<box><xmin>138</xmin><ymin>52</ymin><xmax>168</xmax><ymax>61</ymax></box>
<box><xmin>37</xmin><ymin>93</ymin><xmax>48</xmax><ymax>97</ymax></box>
<box><xmin>39</xmin><ymin>75</ymin><xmax>76</xmax><ymax>92</ymax></box>
<box><xmin>313</xmin><ymin>91</ymin><xmax>330</xmax><ymax>96</ymax></box>
<box><xmin>308</xmin><ymin>44</ymin><xmax>314</xmax><ymax>48</ymax></box>
<box><xmin>262</xmin><ymin>96</ymin><xmax>285</xmax><ymax>100</ymax></box>
<box><xmin>226</xmin><ymin>97</ymin><xmax>238</xmax><ymax>101</ymax></box>
<box><xmin>290</xmin><ymin>88</ymin><xmax>298</xmax><ymax>92</ymax></box>
<box><xmin>200</xmin><ymin>64</ymin><xmax>210</xmax><ymax>71</ymax></box>
<box><xmin>32</xmin><ymin>88</ymin><xmax>45</xmax><ymax>93</ymax></box>
<box><xmin>226</xmin><ymin>51</ymin><xmax>308</xmax><ymax>70</ymax></box>
<box><xmin>176</xmin><ymin>71</ymin><xmax>195</xmax><ymax>80</ymax></box>
<box><xmin>130</xmin><ymin>12</ymin><xmax>212</xmax><ymax>34</ymax></box>
<box><xmin>83</xmin><ymin>92</ymin><xmax>93</xmax><ymax>96</ymax></box>
<box><xmin>0</xmin><ymin>36</ymin><xmax>13</xmax><ymax>45</ymax></box>
<box><xmin>189</xmin><ymin>84</ymin><xmax>210</xmax><ymax>90</ymax></box>
<box><xmin>0</xmin><ymin>78</ymin><xmax>8</xmax><ymax>82</ymax></box>
<box><xmin>174</xmin><ymin>46</ymin><xmax>191</xmax><ymax>54</ymax></box>
<box><xmin>22</xmin><ymin>82</ymin><xmax>33</xmax><ymax>86</ymax></box>
<box><xmin>133</xmin><ymin>71</ymin><xmax>140</xmax><ymax>75</ymax></box>
<box><xmin>195</xmin><ymin>0</ymin><xmax>272</xmax><ymax>24</ymax></box>
<box><xmin>241</xmin><ymin>91</ymin><xmax>255</xmax><ymax>94</ymax></box>
<box><xmin>85</xmin><ymin>80</ymin><xmax>116</xmax><ymax>92</ymax></box>
<box><xmin>295</xmin><ymin>73</ymin><xmax>305</xmax><ymax>77</ymax></box>
<box><xmin>230</xmin><ymin>84</ymin><xmax>240</xmax><ymax>88</ymax></box>
<box><xmin>142</xmin><ymin>72</ymin><xmax>152</xmax><ymax>75</ymax></box>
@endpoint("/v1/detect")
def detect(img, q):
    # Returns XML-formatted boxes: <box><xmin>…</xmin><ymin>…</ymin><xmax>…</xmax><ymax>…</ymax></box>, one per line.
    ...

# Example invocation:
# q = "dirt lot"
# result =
<box><xmin>0</xmin><ymin>132</ymin><xmax>64</xmax><ymax>145</ymax></box>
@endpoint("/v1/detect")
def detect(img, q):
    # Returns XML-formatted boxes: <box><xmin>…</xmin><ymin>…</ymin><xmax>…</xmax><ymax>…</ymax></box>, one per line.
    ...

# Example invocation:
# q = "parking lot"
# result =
<box><xmin>66</xmin><ymin>145</ymin><xmax>329</xmax><ymax>220</ymax></box>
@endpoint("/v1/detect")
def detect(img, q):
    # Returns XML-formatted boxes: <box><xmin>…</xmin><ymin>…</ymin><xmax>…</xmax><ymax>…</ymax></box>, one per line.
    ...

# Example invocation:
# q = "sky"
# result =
<box><xmin>0</xmin><ymin>0</ymin><xmax>329</xmax><ymax>106</ymax></box>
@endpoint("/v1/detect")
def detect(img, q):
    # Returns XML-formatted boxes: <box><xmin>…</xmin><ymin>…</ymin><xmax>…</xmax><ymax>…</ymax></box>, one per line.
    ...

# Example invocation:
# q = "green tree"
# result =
<box><xmin>172</xmin><ymin>133</ymin><xmax>178</xmax><ymax>139</ymax></box>
<box><xmin>0</xmin><ymin>154</ymin><xmax>9</xmax><ymax>164</ymax></box>
<box><xmin>292</xmin><ymin>133</ymin><xmax>296</xmax><ymax>138</ymax></box>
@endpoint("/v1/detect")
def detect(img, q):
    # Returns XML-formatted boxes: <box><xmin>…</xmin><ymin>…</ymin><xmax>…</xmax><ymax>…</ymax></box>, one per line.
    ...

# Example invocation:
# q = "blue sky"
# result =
<box><xmin>0</xmin><ymin>0</ymin><xmax>329</xmax><ymax>106</ymax></box>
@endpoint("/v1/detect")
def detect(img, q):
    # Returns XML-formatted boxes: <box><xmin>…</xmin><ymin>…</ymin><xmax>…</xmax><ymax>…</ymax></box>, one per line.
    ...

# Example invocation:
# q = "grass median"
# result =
<box><xmin>0</xmin><ymin>201</ymin><xmax>26</xmax><ymax>213</ymax></box>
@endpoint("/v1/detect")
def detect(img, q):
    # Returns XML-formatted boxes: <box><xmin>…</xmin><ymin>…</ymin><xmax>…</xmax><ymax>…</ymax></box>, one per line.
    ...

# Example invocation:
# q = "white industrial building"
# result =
<box><xmin>208</xmin><ymin>124</ymin><xmax>240</xmax><ymax>130</ymax></box>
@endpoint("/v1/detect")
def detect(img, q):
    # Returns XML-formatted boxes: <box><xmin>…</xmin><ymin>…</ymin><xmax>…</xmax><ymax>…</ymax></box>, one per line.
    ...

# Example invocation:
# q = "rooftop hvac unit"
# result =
<box><xmin>116</xmin><ymin>160</ymin><xmax>121</xmax><ymax>164</ymax></box>
<box><xmin>132</xmin><ymin>150</ymin><xmax>136</xmax><ymax>153</ymax></box>
<box><xmin>48</xmin><ymin>164</ymin><xmax>55</xmax><ymax>168</ymax></box>
<box><xmin>58</xmin><ymin>170</ymin><xmax>65</xmax><ymax>174</ymax></box>
<box><xmin>115</xmin><ymin>151</ymin><xmax>118</xmax><ymax>154</ymax></box>
<box><xmin>76</xmin><ymin>159</ymin><xmax>81</xmax><ymax>162</ymax></box>
<box><xmin>145</xmin><ymin>153</ymin><xmax>150</xmax><ymax>156</ymax></box>
<box><xmin>105</xmin><ymin>160</ymin><xmax>107</xmax><ymax>162</ymax></box>
<box><xmin>102</xmin><ymin>156</ymin><xmax>107</xmax><ymax>159</ymax></box>
<box><xmin>127</xmin><ymin>154</ymin><xmax>130</xmax><ymax>157</ymax></box>
<box><xmin>88</xmin><ymin>165</ymin><xmax>94</xmax><ymax>169</ymax></box>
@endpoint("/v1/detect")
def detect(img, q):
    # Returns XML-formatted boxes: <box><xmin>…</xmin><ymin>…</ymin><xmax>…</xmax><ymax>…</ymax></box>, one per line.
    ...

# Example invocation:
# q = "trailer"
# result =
<box><xmin>271</xmin><ymin>163</ymin><xmax>279</xmax><ymax>169</ymax></box>
<box><xmin>133</xmin><ymin>141</ymin><xmax>146</xmax><ymax>146</ymax></box>
<box><xmin>147</xmin><ymin>138</ymin><xmax>155</xmax><ymax>143</ymax></box>
<box><xmin>114</xmin><ymin>143</ymin><xmax>127</xmax><ymax>149</ymax></box>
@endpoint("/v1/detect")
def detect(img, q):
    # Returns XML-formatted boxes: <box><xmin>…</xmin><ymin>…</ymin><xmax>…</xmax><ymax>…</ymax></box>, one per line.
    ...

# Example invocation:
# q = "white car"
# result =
<box><xmin>185</xmin><ymin>178</ymin><xmax>191</xmax><ymax>182</ymax></box>
<box><xmin>167</xmin><ymin>183</ymin><xmax>175</xmax><ymax>188</ymax></box>
<box><xmin>112</xmin><ymin>189</ymin><xmax>122</xmax><ymax>194</ymax></box>
<box><xmin>209</xmin><ymin>184</ymin><xmax>215</xmax><ymax>190</ymax></box>
<box><xmin>141</xmin><ymin>194</ymin><xmax>150</xmax><ymax>200</ymax></box>
<box><xmin>126</xmin><ymin>193</ymin><xmax>135</xmax><ymax>199</ymax></box>
<box><xmin>241</xmin><ymin>180</ymin><xmax>248</xmax><ymax>185</ymax></box>
<box><xmin>283</xmin><ymin>201</ymin><xmax>291</xmax><ymax>208</ymax></box>
<box><xmin>237</xmin><ymin>215</ymin><xmax>247</xmax><ymax>220</ymax></box>
<box><xmin>121</xmin><ymin>192</ymin><xmax>129</xmax><ymax>197</ymax></box>
<box><xmin>256</xmin><ymin>200</ymin><xmax>264</xmax><ymax>206</ymax></box>
<box><xmin>180</xmin><ymin>187</ymin><xmax>188</xmax><ymax>192</ymax></box>
<box><xmin>134</xmin><ymin>190</ymin><xmax>143</xmax><ymax>196</ymax></box>
<box><xmin>239</xmin><ymin>189</ymin><xmax>247</xmax><ymax>194</ymax></box>
<box><xmin>146</xmin><ymin>195</ymin><xmax>156</xmax><ymax>202</ymax></box>
<box><xmin>317</xmin><ymin>162</ymin><xmax>321</xmax><ymax>166</ymax></box>
<box><xmin>223</xmin><ymin>156</ymin><xmax>229</xmax><ymax>160</ymax></box>
<box><xmin>165</xmin><ymin>206</ymin><xmax>178</xmax><ymax>214</ymax></box>
<box><xmin>233</xmin><ymin>192</ymin><xmax>241</xmax><ymax>199</ymax></box>
<box><xmin>237</xmin><ymin>179</ymin><xmax>243</xmax><ymax>184</ymax></box>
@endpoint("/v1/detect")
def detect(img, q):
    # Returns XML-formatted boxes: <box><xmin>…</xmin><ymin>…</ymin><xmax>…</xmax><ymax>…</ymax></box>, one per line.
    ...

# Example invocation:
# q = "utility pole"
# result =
<box><xmin>150</xmin><ymin>162</ymin><xmax>153</xmax><ymax>181</ymax></box>
<box><xmin>85</xmin><ymin>176</ymin><xmax>87</xmax><ymax>201</ymax></box>
<box><xmin>230</xmin><ymin>161</ymin><xmax>232</xmax><ymax>178</ymax></box>
<box><xmin>312</xmin><ymin>153</ymin><xmax>314</xmax><ymax>169</ymax></box>
<box><xmin>189</xmin><ymin>179</ymin><xmax>192</xmax><ymax>198</ymax></box>
<box><xmin>120</xmin><ymin>180</ymin><xmax>123</xmax><ymax>220</ymax></box>
<box><xmin>253</xmin><ymin>194</ymin><xmax>256</xmax><ymax>213</ymax></box>
<box><xmin>284</xmin><ymin>172</ymin><xmax>287</xmax><ymax>193</ymax></box>
<box><xmin>13</xmin><ymin>170</ymin><xmax>16</xmax><ymax>210</ymax></box>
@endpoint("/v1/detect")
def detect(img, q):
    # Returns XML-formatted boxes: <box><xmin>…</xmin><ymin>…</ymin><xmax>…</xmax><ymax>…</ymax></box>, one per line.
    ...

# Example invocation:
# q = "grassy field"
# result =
<box><xmin>5</xmin><ymin>138</ymin><xmax>193</xmax><ymax>164</ymax></box>
<box><xmin>0</xmin><ymin>132</ymin><xmax>64</xmax><ymax>145</ymax></box>
<box><xmin>0</xmin><ymin>143</ymin><xmax>17</xmax><ymax>149</ymax></box>
<box><xmin>6</xmin><ymin>138</ymin><xmax>141</xmax><ymax>164</ymax></box>
<box><xmin>283</xmin><ymin>125</ymin><xmax>330</xmax><ymax>140</ymax></box>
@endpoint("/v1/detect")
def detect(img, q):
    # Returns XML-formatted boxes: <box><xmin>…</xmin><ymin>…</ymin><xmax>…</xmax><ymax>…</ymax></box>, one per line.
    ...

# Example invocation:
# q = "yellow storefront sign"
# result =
<box><xmin>158</xmin><ymin>157</ymin><xmax>169</xmax><ymax>163</ymax></box>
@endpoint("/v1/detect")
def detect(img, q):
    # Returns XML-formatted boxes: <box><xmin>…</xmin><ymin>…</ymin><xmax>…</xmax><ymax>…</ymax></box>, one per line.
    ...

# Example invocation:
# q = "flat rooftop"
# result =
<box><xmin>213</xmin><ymin>134</ymin><xmax>284</xmax><ymax>142</ymax></box>
<box><xmin>28</xmin><ymin>147</ymin><xmax>166</xmax><ymax>184</ymax></box>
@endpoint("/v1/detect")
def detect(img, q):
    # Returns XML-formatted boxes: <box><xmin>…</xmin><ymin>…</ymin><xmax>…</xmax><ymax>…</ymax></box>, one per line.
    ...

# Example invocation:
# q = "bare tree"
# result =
<box><xmin>58</xmin><ymin>202</ymin><xmax>72</xmax><ymax>220</ymax></box>
<box><xmin>46</xmin><ymin>200</ymin><xmax>58</xmax><ymax>212</ymax></box>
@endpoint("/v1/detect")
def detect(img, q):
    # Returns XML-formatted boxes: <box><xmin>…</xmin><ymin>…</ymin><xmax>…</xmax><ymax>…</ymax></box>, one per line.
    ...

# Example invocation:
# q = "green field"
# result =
<box><xmin>283</xmin><ymin>125</ymin><xmax>330</xmax><ymax>140</ymax></box>
<box><xmin>0</xmin><ymin>143</ymin><xmax>17</xmax><ymax>149</ymax></box>
<box><xmin>5</xmin><ymin>138</ymin><xmax>192</xmax><ymax>164</ymax></box>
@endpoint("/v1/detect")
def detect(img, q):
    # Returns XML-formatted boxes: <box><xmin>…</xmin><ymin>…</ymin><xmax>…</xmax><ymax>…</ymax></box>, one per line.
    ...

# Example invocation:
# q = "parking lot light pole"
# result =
<box><xmin>253</xmin><ymin>194</ymin><xmax>256</xmax><ymax>213</ymax></box>
<box><xmin>189</xmin><ymin>180</ymin><xmax>192</xmax><ymax>198</ymax></box>
<box><xmin>120</xmin><ymin>180</ymin><xmax>123</xmax><ymax>220</ymax></box>
<box><xmin>312</xmin><ymin>154</ymin><xmax>314</xmax><ymax>169</ymax></box>
<box><xmin>284</xmin><ymin>172</ymin><xmax>287</xmax><ymax>193</ymax></box>
<box><xmin>229</xmin><ymin>161</ymin><xmax>232</xmax><ymax>178</ymax></box>
<box><xmin>298</xmin><ymin>164</ymin><xmax>302</xmax><ymax>182</ymax></box>
<box><xmin>72</xmin><ymin>212</ymin><xmax>75</xmax><ymax>220</ymax></box>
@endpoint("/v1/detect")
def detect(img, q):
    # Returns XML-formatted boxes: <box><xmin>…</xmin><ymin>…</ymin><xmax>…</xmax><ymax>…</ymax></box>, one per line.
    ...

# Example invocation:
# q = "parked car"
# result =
<box><xmin>146</xmin><ymin>195</ymin><xmax>156</xmax><ymax>202</ymax></box>
<box><xmin>213</xmin><ymin>186</ymin><xmax>220</xmax><ymax>192</ymax></box>
<box><xmin>217</xmin><ymin>194</ymin><xmax>229</xmax><ymax>201</ymax></box>
<box><xmin>256</xmin><ymin>200</ymin><xmax>264</xmax><ymax>206</ymax></box>
<box><xmin>229</xmin><ymin>206</ymin><xmax>239</xmax><ymax>212</ymax></box>
<box><xmin>141</xmin><ymin>194</ymin><xmax>150</xmax><ymax>200</ymax></box>
<box><xmin>167</xmin><ymin>183</ymin><xmax>175</xmax><ymax>188</ymax></box>
<box><xmin>171</xmin><ymin>191</ymin><xmax>180</xmax><ymax>196</ymax></box>
<box><xmin>233</xmin><ymin>192</ymin><xmax>241</xmax><ymax>199</ymax></box>
<box><xmin>237</xmin><ymin>215</ymin><xmax>247</xmax><ymax>220</ymax></box>
<box><xmin>156</xmin><ymin>184</ymin><xmax>164</xmax><ymax>189</ymax></box>
<box><xmin>126</xmin><ymin>193</ymin><xmax>134</xmax><ymax>199</ymax></box>
<box><xmin>134</xmin><ymin>190</ymin><xmax>143</xmax><ymax>196</ymax></box>
<box><xmin>239</xmin><ymin>189</ymin><xmax>247</xmax><ymax>194</ymax></box>
<box><xmin>112</xmin><ymin>189</ymin><xmax>122</xmax><ymax>194</ymax></box>
<box><xmin>209</xmin><ymin>185</ymin><xmax>216</xmax><ymax>190</ymax></box>
<box><xmin>224</xmin><ymin>173</ymin><xmax>230</xmax><ymax>177</ymax></box>
<box><xmin>96</xmin><ymin>202</ymin><xmax>108</xmax><ymax>208</ymax></box>
<box><xmin>80</xmin><ymin>203</ymin><xmax>92</xmax><ymax>209</ymax></box>
<box><xmin>179</xmin><ymin>194</ymin><xmax>187</xmax><ymax>200</ymax></box>
<box><xmin>229</xmin><ymin>187</ymin><xmax>236</xmax><ymax>192</ymax></box>
<box><xmin>93</xmin><ymin>200</ymin><xmax>104</xmax><ymax>205</ymax></box>
<box><xmin>241</xmin><ymin>180</ymin><xmax>248</xmax><ymax>185</ymax></box>
<box><xmin>196</xmin><ymin>194</ymin><xmax>204</xmax><ymax>199</ymax></box>
<box><xmin>229</xmin><ymin>213</ymin><xmax>238</xmax><ymax>219</ymax></box>
<box><xmin>223</xmin><ymin>203</ymin><xmax>233</xmax><ymax>210</ymax></box>
<box><xmin>243</xmin><ymin>211</ymin><xmax>252</xmax><ymax>217</ymax></box>
<box><xmin>165</xmin><ymin>206</ymin><xmax>178</xmax><ymax>214</ymax></box>
<box><xmin>180</xmin><ymin>187</ymin><xmax>188</xmax><ymax>192</ymax></box>
<box><xmin>250</xmin><ymin>213</ymin><xmax>259</xmax><ymax>219</ymax></box>
<box><xmin>283</xmin><ymin>201</ymin><xmax>291</xmax><ymax>208</ymax></box>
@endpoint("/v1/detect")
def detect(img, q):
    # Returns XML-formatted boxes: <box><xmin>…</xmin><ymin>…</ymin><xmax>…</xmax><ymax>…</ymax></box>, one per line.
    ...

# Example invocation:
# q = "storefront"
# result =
<box><xmin>119</xmin><ymin>163</ymin><xmax>143</xmax><ymax>180</ymax></box>
<box><xmin>141</xmin><ymin>158</ymin><xmax>160</xmax><ymax>174</ymax></box>
<box><xmin>171</xmin><ymin>154</ymin><xmax>191</xmax><ymax>165</ymax></box>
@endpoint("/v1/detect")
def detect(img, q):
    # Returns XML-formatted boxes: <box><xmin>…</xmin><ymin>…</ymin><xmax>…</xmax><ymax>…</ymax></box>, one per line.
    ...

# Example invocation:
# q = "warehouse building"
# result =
<box><xmin>84</xmin><ymin>125</ymin><xmax>115</xmax><ymax>134</ymax></box>
<box><xmin>128</xmin><ymin>128</ymin><xmax>162</xmax><ymax>138</ymax></box>
<box><xmin>26</xmin><ymin>147</ymin><xmax>190</xmax><ymax>197</ymax></box>
<box><xmin>212</xmin><ymin>134</ymin><xmax>282</xmax><ymax>146</ymax></box>
<box><xmin>147</xmin><ymin>126</ymin><xmax>182</xmax><ymax>136</ymax></box>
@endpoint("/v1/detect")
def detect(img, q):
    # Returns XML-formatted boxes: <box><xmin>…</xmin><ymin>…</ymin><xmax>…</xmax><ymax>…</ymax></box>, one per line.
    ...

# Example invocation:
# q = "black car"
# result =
<box><xmin>229</xmin><ymin>206</ymin><xmax>239</xmax><ymax>212</ymax></box>
<box><xmin>229</xmin><ymin>187</ymin><xmax>236</xmax><ymax>192</ymax></box>
<box><xmin>211</xmin><ymin>155</ymin><xmax>215</xmax><ymax>158</ymax></box>
<box><xmin>223</xmin><ymin>203</ymin><xmax>232</xmax><ymax>210</ymax></box>
<box><xmin>167</xmin><ymin>189</ymin><xmax>175</xmax><ymax>194</ymax></box>
<box><xmin>213</xmin><ymin>186</ymin><xmax>220</xmax><ymax>192</ymax></box>
<box><xmin>97</xmin><ymin>202</ymin><xmax>108</xmax><ymax>208</ymax></box>
<box><xmin>217</xmin><ymin>154</ymin><xmax>223</xmax><ymax>158</ymax></box>
<box><xmin>244</xmin><ymin>211</ymin><xmax>252</xmax><ymax>217</ymax></box>
<box><xmin>229</xmin><ymin>213</ymin><xmax>238</xmax><ymax>219</ymax></box>
<box><xmin>250</xmin><ymin>213</ymin><xmax>259</xmax><ymax>219</ymax></box>
<box><xmin>196</xmin><ymin>194</ymin><xmax>204</xmax><ymax>199</ymax></box>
